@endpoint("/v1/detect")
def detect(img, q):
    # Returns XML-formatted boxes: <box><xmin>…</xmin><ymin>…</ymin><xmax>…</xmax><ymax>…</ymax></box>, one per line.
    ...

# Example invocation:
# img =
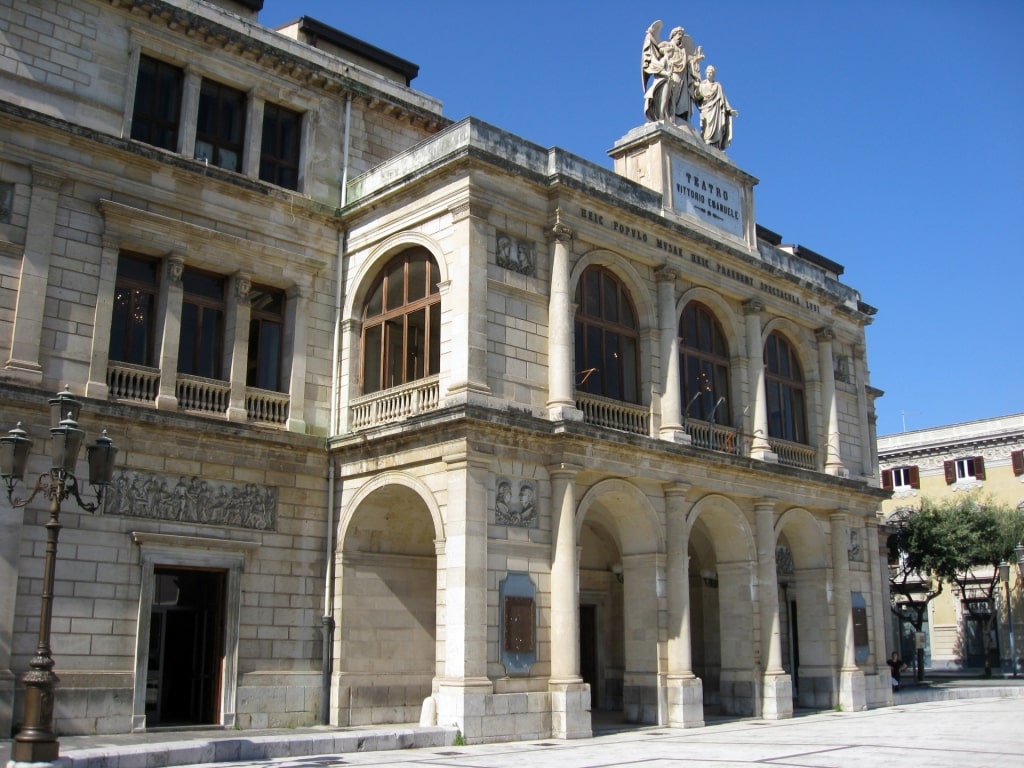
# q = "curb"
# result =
<box><xmin>47</xmin><ymin>726</ymin><xmax>458</xmax><ymax>768</ymax></box>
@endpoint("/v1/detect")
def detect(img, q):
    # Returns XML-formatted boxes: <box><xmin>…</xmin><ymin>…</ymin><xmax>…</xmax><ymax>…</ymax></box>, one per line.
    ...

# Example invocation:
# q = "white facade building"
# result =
<box><xmin>1</xmin><ymin>0</ymin><xmax>891</xmax><ymax>745</ymax></box>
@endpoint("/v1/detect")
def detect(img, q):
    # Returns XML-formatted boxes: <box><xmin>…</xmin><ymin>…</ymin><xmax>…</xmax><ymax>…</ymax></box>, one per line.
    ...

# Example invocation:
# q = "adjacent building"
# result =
<box><xmin>1</xmin><ymin>0</ymin><xmax>891</xmax><ymax>744</ymax></box>
<box><xmin>878</xmin><ymin>414</ymin><xmax>1024</xmax><ymax>673</ymax></box>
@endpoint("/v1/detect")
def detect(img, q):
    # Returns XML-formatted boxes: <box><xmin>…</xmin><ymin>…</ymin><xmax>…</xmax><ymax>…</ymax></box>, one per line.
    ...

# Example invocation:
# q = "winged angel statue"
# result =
<box><xmin>641</xmin><ymin>21</ymin><xmax>704</xmax><ymax>126</ymax></box>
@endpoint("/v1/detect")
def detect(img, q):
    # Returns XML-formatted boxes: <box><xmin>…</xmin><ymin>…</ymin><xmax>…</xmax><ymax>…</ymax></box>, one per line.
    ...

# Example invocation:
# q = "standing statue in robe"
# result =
<box><xmin>695</xmin><ymin>64</ymin><xmax>738</xmax><ymax>150</ymax></box>
<box><xmin>642</xmin><ymin>21</ymin><xmax>704</xmax><ymax>126</ymax></box>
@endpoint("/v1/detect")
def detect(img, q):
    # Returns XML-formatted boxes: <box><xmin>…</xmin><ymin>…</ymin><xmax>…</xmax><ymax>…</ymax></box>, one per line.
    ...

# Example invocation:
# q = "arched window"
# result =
<box><xmin>765</xmin><ymin>331</ymin><xmax>807</xmax><ymax>443</ymax></box>
<box><xmin>360</xmin><ymin>247</ymin><xmax>440</xmax><ymax>394</ymax></box>
<box><xmin>573</xmin><ymin>266</ymin><xmax>640</xmax><ymax>403</ymax></box>
<box><xmin>679</xmin><ymin>302</ymin><xmax>730</xmax><ymax>423</ymax></box>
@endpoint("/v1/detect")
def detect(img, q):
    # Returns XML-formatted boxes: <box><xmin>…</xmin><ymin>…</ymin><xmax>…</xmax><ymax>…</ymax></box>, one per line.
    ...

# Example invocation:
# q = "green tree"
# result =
<box><xmin>890</xmin><ymin>494</ymin><xmax>1024</xmax><ymax>678</ymax></box>
<box><xmin>887</xmin><ymin>505</ymin><xmax>945</xmax><ymax>681</ymax></box>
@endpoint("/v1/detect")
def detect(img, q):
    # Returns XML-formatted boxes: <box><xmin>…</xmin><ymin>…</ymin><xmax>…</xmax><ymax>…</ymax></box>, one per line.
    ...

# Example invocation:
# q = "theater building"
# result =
<box><xmin>1</xmin><ymin>0</ymin><xmax>891</xmax><ymax>744</ymax></box>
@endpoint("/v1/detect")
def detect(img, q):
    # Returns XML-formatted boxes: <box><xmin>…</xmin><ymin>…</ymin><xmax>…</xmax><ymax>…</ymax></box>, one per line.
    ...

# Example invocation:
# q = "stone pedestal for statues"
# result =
<box><xmin>609</xmin><ymin>121</ymin><xmax>757</xmax><ymax>250</ymax></box>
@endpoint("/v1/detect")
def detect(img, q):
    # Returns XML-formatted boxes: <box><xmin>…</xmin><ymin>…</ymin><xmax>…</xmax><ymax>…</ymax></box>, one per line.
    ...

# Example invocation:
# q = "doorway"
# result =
<box><xmin>146</xmin><ymin>567</ymin><xmax>226</xmax><ymax>726</ymax></box>
<box><xmin>579</xmin><ymin>605</ymin><xmax>598</xmax><ymax>708</ymax></box>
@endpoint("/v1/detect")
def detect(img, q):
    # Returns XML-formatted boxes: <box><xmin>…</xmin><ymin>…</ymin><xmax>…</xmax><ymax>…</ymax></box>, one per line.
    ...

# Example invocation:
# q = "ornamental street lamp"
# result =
<box><xmin>998</xmin><ymin>560</ymin><xmax>1017</xmax><ymax>679</ymax></box>
<box><xmin>0</xmin><ymin>386</ymin><xmax>117</xmax><ymax>763</ymax></box>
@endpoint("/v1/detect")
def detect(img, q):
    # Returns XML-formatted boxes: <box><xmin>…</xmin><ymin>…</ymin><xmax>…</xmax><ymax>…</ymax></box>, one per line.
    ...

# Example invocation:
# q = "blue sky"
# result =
<box><xmin>260</xmin><ymin>0</ymin><xmax>1024</xmax><ymax>437</ymax></box>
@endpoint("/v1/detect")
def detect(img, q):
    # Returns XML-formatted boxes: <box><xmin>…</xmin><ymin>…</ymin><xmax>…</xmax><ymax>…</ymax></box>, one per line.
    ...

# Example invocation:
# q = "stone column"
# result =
<box><xmin>743</xmin><ymin>300</ymin><xmax>775</xmax><ymax>461</ymax></box>
<box><xmin>866</xmin><ymin>517</ymin><xmax>894</xmax><ymax>705</ymax></box>
<box><xmin>664</xmin><ymin>482</ymin><xmax>703</xmax><ymax>727</ymax></box>
<box><xmin>831</xmin><ymin>511</ymin><xmax>865</xmax><ymax>711</ymax></box>
<box><xmin>179</xmin><ymin>67</ymin><xmax>201</xmax><ymax>159</ymax></box>
<box><xmin>816</xmin><ymin>328</ymin><xmax>845</xmax><ymax>476</ymax></box>
<box><xmin>546</xmin><ymin>215</ymin><xmax>581</xmax><ymax>421</ymax></box>
<box><xmin>285</xmin><ymin>284</ymin><xmax>309</xmax><ymax>433</ymax></box>
<box><xmin>155</xmin><ymin>253</ymin><xmax>184</xmax><ymax>411</ymax></box>
<box><xmin>6</xmin><ymin>166</ymin><xmax>65</xmax><ymax>382</ymax></box>
<box><xmin>656</xmin><ymin>268</ymin><xmax>687</xmax><ymax>443</ymax></box>
<box><xmin>444</xmin><ymin>201</ymin><xmax>491</xmax><ymax>404</ymax></box>
<box><xmin>243</xmin><ymin>94</ymin><xmax>263</xmax><ymax>178</ymax></box>
<box><xmin>86</xmin><ymin>235</ymin><xmax>121</xmax><ymax>399</ymax></box>
<box><xmin>755</xmin><ymin>500</ymin><xmax>792</xmax><ymax>719</ymax></box>
<box><xmin>549</xmin><ymin>462</ymin><xmax>590</xmax><ymax>738</ymax></box>
<box><xmin>225</xmin><ymin>274</ymin><xmax>252</xmax><ymax>423</ymax></box>
<box><xmin>434</xmin><ymin>452</ymin><xmax>493</xmax><ymax>741</ymax></box>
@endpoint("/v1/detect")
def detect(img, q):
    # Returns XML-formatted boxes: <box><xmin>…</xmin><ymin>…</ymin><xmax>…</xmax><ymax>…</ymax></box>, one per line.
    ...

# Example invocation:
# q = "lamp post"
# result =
<box><xmin>998</xmin><ymin>560</ymin><xmax>1016</xmax><ymax>679</ymax></box>
<box><xmin>0</xmin><ymin>387</ymin><xmax>117</xmax><ymax>763</ymax></box>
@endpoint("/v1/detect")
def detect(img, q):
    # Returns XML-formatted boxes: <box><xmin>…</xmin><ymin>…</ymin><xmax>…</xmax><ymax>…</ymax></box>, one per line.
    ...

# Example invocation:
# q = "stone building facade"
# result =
<box><xmin>1</xmin><ymin>0</ymin><xmax>890</xmax><ymax>745</ymax></box>
<box><xmin>878</xmin><ymin>414</ymin><xmax>1024</xmax><ymax>673</ymax></box>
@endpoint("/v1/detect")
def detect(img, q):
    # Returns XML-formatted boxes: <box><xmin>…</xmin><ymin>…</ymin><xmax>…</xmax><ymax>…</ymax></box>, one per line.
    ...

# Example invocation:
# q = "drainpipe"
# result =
<box><xmin>322</xmin><ymin>93</ymin><xmax>353</xmax><ymax>726</ymax></box>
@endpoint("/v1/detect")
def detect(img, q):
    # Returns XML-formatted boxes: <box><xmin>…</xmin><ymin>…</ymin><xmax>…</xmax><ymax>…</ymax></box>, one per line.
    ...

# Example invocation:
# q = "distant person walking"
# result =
<box><xmin>887</xmin><ymin>651</ymin><xmax>908</xmax><ymax>691</ymax></box>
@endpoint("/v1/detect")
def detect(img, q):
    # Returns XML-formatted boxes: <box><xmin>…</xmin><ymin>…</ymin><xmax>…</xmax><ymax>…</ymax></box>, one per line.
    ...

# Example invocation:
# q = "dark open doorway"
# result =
<box><xmin>579</xmin><ymin>604</ymin><xmax>598</xmax><ymax>708</ymax></box>
<box><xmin>146</xmin><ymin>567</ymin><xmax>226</xmax><ymax>726</ymax></box>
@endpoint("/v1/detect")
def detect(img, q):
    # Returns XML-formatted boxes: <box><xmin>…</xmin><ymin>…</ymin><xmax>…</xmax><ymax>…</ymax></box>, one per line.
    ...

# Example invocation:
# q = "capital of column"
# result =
<box><xmin>30</xmin><ymin>164</ymin><xmax>67</xmax><ymax>191</ymax></box>
<box><xmin>166</xmin><ymin>253</ymin><xmax>185</xmax><ymax>285</ymax></box>
<box><xmin>742</xmin><ymin>298</ymin><xmax>765</xmax><ymax>316</ymax></box>
<box><xmin>815</xmin><ymin>326</ymin><xmax>836</xmax><ymax>343</ymax></box>
<box><xmin>547</xmin><ymin>210</ymin><xmax>574</xmax><ymax>243</ymax></box>
<box><xmin>234</xmin><ymin>274</ymin><xmax>252</xmax><ymax>303</ymax></box>
<box><xmin>754</xmin><ymin>497</ymin><xmax>778</xmax><ymax>514</ymax></box>
<box><xmin>449</xmin><ymin>200</ymin><xmax>491</xmax><ymax>222</ymax></box>
<box><xmin>663</xmin><ymin>481</ymin><xmax>692</xmax><ymax>499</ymax></box>
<box><xmin>654</xmin><ymin>266</ymin><xmax>677</xmax><ymax>283</ymax></box>
<box><xmin>548</xmin><ymin>461</ymin><xmax>582</xmax><ymax>480</ymax></box>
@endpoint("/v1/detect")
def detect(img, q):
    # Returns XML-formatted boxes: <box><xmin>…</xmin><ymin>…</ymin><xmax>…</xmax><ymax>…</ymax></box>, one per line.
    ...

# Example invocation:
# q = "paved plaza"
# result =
<box><xmin>5</xmin><ymin>692</ymin><xmax>1021</xmax><ymax>768</ymax></box>
<box><xmin>186</xmin><ymin>698</ymin><xmax>1024</xmax><ymax>768</ymax></box>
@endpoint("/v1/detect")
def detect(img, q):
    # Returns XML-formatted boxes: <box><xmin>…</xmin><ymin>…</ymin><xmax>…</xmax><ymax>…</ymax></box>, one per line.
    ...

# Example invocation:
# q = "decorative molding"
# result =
<box><xmin>105</xmin><ymin>471</ymin><xmax>277</xmax><ymax>530</ymax></box>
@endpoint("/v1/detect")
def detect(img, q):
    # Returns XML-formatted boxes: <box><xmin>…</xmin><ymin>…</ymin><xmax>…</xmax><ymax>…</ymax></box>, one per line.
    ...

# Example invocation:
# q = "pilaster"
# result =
<box><xmin>5</xmin><ymin>166</ymin><xmax>66</xmax><ymax>382</ymax></box>
<box><xmin>155</xmin><ymin>253</ymin><xmax>184</xmax><ymax>411</ymax></box>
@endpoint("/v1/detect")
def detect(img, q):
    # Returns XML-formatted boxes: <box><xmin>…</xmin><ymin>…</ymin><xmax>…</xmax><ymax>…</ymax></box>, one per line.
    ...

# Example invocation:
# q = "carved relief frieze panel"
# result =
<box><xmin>104</xmin><ymin>471</ymin><xmax>277</xmax><ymax>530</ymax></box>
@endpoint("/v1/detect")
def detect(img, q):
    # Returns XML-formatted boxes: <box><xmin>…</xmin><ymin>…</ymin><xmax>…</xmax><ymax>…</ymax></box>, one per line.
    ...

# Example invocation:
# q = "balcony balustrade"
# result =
<box><xmin>575</xmin><ymin>392</ymin><xmax>650</xmax><ymax>437</ymax></box>
<box><xmin>349</xmin><ymin>375</ymin><xmax>440</xmax><ymax>430</ymax></box>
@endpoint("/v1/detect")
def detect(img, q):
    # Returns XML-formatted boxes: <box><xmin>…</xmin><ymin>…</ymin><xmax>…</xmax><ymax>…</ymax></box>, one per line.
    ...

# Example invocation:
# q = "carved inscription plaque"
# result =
<box><xmin>503</xmin><ymin>596</ymin><xmax>535</xmax><ymax>653</ymax></box>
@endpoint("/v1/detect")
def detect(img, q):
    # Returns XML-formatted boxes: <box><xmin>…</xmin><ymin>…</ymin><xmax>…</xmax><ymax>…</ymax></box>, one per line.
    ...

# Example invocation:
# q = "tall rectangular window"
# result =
<box><xmin>109</xmin><ymin>253</ymin><xmax>159</xmax><ymax>366</ymax></box>
<box><xmin>179</xmin><ymin>269</ymin><xmax>225</xmax><ymax>379</ymax></box>
<box><xmin>247</xmin><ymin>286</ymin><xmax>285</xmax><ymax>392</ymax></box>
<box><xmin>195</xmin><ymin>79</ymin><xmax>246</xmax><ymax>172</ymax></box>
<box><xmin>131</xmin><ymin>56</ymin><xmax>183</xmax><ymax>151</ymax></box>
<box><xmin>259</xmin><ymin>103</ymin><xmax>301</xmax><ymax>190</ymax></box>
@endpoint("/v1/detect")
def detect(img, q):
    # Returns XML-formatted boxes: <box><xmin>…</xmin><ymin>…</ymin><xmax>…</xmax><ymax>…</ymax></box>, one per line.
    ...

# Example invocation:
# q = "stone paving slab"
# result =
<box><xmin>4</xmin><ymin>679</ymin><xmax>1024</xmax><ymax>768</ymax></box>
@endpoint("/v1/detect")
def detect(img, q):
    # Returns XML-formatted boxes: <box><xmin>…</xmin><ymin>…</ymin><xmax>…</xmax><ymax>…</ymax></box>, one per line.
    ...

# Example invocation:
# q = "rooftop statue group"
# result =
<box><xmin>642</xmin><ymin>21</ymin><xmax>737</xmax><ymax>150</ymax></box>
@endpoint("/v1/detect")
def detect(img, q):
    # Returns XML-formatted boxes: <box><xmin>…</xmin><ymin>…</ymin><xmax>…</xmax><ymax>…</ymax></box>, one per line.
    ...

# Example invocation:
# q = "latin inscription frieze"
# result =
<box><xmin>575</xmin><ymin>206</ymin><xmax>819</xmax><ymax>313</ymax></box>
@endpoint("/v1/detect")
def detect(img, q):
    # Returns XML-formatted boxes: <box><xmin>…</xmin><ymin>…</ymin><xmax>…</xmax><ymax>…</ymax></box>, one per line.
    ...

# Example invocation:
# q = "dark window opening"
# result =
<box><xmin>179</xmin><ymin>269</ymin><xmax>226</xmax><ymax>379</ymax></box>
<box><xmin>195</xmin><ymin>79</ymin><xmax>246</xmax><ymax>172</ymax></box>
<box><xmin>360</xmin><ymin>248</ymin><xmax>441</xmax><ymax>394</ymax></box>
<box><xmin>131</xmin><ymin>55</ymin><xmax>182</xmax><ymax>151</ymax></box>
<box><xmin>573</xmin><ymin>266</ymin><xmax>640</xmax><ymax>403</ymax></box>
<box><xmin>259</xmin><ymin>103</ymin><xmax>301</xmax><ymax>190</ymax></box>
<box><xmin>110</xmin><ymin>253</ymin><xmax>160</xmax><ymax>366</ymax></box>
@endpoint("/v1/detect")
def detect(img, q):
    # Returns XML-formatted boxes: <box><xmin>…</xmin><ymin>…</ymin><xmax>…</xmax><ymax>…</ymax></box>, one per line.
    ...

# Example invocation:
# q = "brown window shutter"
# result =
<box><xmin>908</xmin><ymin>465</ymin><xmax>920</xmax><ymax>489</ymax></box>
<box><xmin>943</xmin><ymin>460</ymin><xmax>956</xmax><ymax>485</ymax></box>
<box><xmin>1012</xmin><ymin>450</ymin><xmax>1024</xmax><ymax>476</ymax></box>
<box><xmin>881</xmin><ymin>469</ymin><xmax>893</xmax><ymax>490</ymax></box>
<box><xmin>974</xmin><ymin>455</ymin><xmax>985</xmax><ymax>480</ymax></box>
